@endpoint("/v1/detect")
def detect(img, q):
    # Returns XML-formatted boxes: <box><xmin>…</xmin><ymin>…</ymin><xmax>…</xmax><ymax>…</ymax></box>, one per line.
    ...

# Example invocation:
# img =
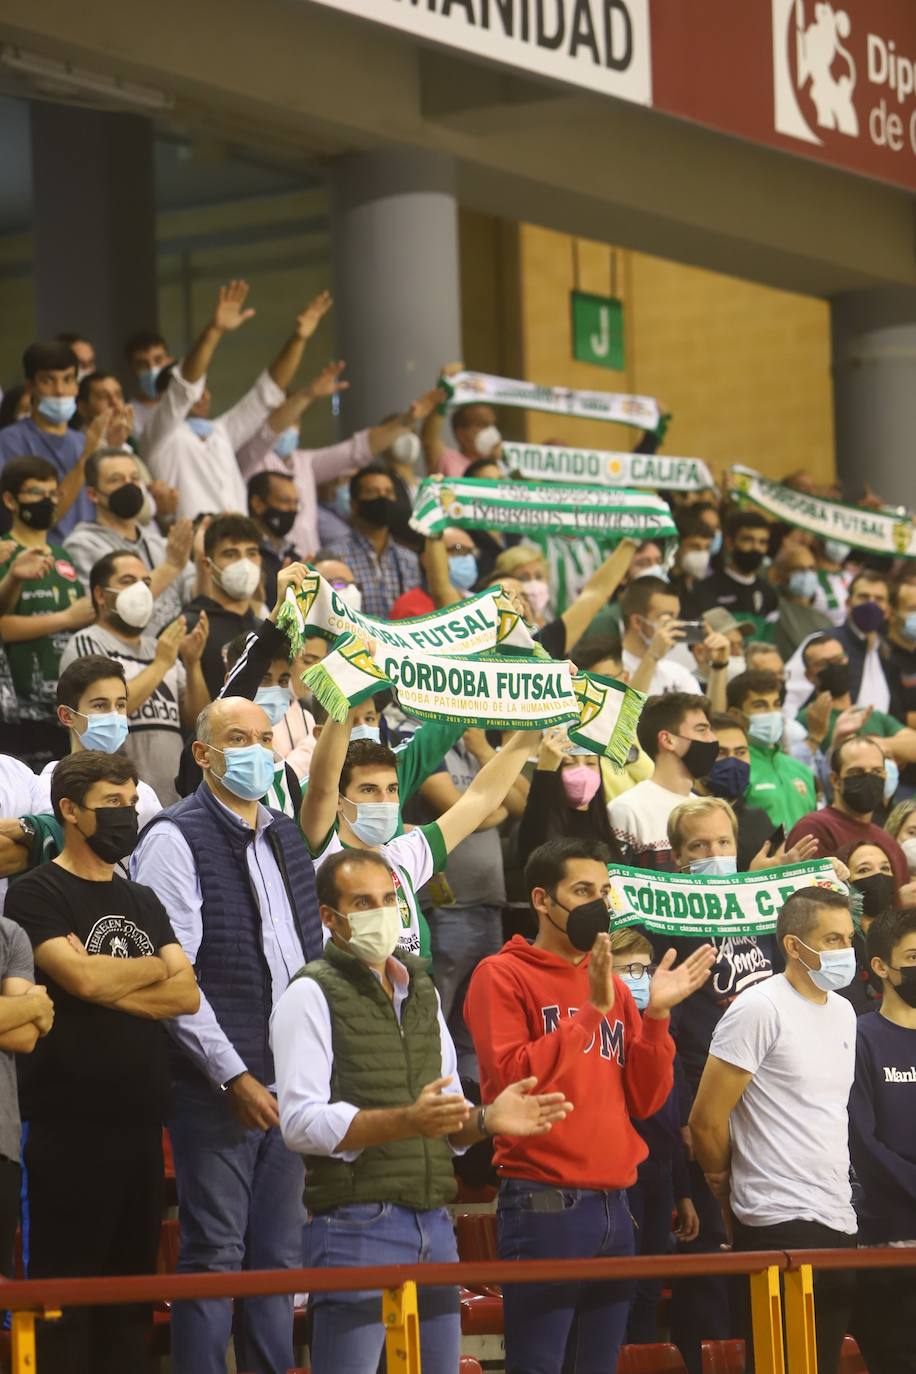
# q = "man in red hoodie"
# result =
<box><xmin>465</xmin><ymin>836</ymin><xmax>715</xmax><ymax>1374</ymax></box>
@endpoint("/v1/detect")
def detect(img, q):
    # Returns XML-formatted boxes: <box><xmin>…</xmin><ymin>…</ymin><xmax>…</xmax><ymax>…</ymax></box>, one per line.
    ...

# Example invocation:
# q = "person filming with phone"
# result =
<box><xmin>619</xmin><ymin>576</ymin><xmax>731</xmax><ymax>709</ymax></box>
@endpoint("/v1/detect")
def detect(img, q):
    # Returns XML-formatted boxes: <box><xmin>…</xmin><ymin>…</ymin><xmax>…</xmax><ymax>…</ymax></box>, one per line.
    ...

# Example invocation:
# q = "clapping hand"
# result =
<box><xmin>646</xmin><ymin>945</ymin><xmax>716</xmax><ymax>1017</ymax></box>
<box><xmin>484</xmin><ymin>1077</ymin><xmax>573</xmax><ymax>1138</ymax></box>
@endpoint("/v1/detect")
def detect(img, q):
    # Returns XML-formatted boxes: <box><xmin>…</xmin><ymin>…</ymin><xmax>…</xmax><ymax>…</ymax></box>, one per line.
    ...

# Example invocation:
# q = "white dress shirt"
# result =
<box><xmin>270</xmin><ymin>955</ymin><xmax>463</xmax><ymax>1160</ymax></box>
<box><xmin>0</xmin><ymin>755</ymin><xmax>44</xmax><ymax>912</ymax></box>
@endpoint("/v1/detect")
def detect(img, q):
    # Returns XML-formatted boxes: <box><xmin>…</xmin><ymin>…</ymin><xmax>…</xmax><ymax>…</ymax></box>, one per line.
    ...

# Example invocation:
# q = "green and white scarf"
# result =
<box><xmin>502</xmin><ymin>441</ymin><xmax>714</xmax><ymax>492</ymax></box>
<box><xmin>409</xmin><ymin>476</ymin><xmax>679</xmax><ymax>543</ymax></box>
<box><xmin>276</xmin><ymin>571</ymin><xmax>538</xmax><ymax>658</ymax></box>
<box><xmin>731</xmin><ymin>466</ymin><xmax>916</xmax><ymax>560</ymax></box>
<box><xmin>439</xmin><ymin>370</ymin><xmax>660</xmax><ymax>432</ymax></box>
<box><xmin>303</xmin><ymin>634</ymin><xmax>645</xmax><ymax>766</ymax></box>
<box><xmin>607</xmin><ymin>859</ymin><xmax>847</xmax><ymax>939</ymax></box>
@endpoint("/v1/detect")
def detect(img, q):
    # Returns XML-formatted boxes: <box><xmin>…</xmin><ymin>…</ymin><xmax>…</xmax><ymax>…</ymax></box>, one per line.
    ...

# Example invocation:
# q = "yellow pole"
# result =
<box><xmin>11</xmin><ymin>1308</ymin><xmax>61</xmax><ymax>1374</ymax></box>
<box><xmin>382</xmin><ymin>1279</ymin><xmax>421</xmax><ymax>1373</ymax></box>
<box><xmin>784</xmin><ymin>1264</ymin><xmax>818</xmax><ymax>1374</ymax></box>
<box><xmin>750</xmin><ymin>1265</ymin><xmax>787</xmax><ymax>1374</ymax></box>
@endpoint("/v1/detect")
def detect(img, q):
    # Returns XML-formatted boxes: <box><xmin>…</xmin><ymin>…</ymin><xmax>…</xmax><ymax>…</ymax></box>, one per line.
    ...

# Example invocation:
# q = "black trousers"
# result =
<box><xmin>732</xmin><ymin>1217</ymin><xmax>857</xmax><ymax>1374</ymax></box>
<box><xmin>852</xmin><ymin>1262</ymin><xmax>916</xmax><ymax>1374</ymax></box>
<box><xmin>23</xmin><ymin>1120</ymin><xmax>163</xmax><ymax>1374</ymax></box>
<box><xmin>0</xmin><ymin>1156</ymin><xmax>19</xmax><ymax>1277</ymax></box>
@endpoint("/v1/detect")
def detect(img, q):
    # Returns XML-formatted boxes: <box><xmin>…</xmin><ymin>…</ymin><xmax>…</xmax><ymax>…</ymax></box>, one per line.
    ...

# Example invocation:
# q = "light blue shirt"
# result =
<box><xmin>269</xmin><ymin>955</ymin><xmax>464</xmax><ymax>1160</ymax></box>
<box><xmin>130</xmin><ymin>792</ymin><xmax>309</xmax><ymax>1090</ymax></box>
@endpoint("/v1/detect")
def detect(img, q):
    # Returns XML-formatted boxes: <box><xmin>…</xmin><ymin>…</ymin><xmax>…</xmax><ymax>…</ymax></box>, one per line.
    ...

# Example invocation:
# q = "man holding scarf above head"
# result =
<box><xmin>465</xmin><ymin>837</ymin><xmax>714</xmax><ymax>1374</ymax></box>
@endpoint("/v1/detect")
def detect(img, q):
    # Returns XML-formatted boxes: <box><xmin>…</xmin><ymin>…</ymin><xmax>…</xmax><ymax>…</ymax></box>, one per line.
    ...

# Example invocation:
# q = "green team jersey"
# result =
<box><xmin>0</xmin><ymin>542</ymin><xmax>83</xmax><ymax>721</ymax></box>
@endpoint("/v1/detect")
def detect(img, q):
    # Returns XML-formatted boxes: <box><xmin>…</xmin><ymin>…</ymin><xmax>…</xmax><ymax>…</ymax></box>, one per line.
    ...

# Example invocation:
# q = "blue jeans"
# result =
<box><xmin>429</xmin><ymin>903</ymin><xmax>504</xmax><ymax>1078</ymax></box>
<box><xmin>498</xmin><ymin>1178</ymin><xmax>635</xmax><ymax>1374</ymax></box>
<box><xmin>627</xmin><ymin>1160</ymin><xmax>674</xmax><ymax>1344</ymax></box>
<box><xmin>304</xmin><ymin>1202</ymin><xmax>460</xmax><ymax>1374</ymax></box>
<box><xmin>167</xmin><ymin>1078</ymin><xmax>306</xmax><ymax>1374</ymax></box>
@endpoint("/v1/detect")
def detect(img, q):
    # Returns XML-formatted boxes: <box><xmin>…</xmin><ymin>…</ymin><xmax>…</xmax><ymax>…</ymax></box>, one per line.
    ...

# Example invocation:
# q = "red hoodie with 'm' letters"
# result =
<box><xmin>464</xmin><ymin>936</ymin><xmax>675</xmax><ymax>1190</ymax></box>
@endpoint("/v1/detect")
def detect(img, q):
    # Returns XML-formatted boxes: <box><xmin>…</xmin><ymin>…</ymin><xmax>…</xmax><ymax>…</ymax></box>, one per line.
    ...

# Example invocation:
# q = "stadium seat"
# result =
<box><xmin>840</xmin><ymin>1336</ymin><xmax>867</xmax><ymax>1374</ymax></box>
<box><xmin>460</xmin><ymin>1360</ymin><xmax>484</xmax><ymax>1373</ymax></box>
<box><xmin>702</xmin><ymin>1339</ymin><xmax>746</xmax><ymax>1374</ymax></box>
<box><xmin>454</xmin><ymin>1178</ymin><xmax>497</xmax><ymax>1205</ymax></box>
<box><xmin>455</xmin><ymin>1211</ymin><xmax>504</xmax><ymax>1334</ymax></box>
<box><xmin>149</xmin><ymin>1217</ymin><xmax>181</xmax><ymax>1356</ymax></box>
<box><xmin>618</xmin><ymin>1343</ymin><xmax>690</xmax><ymax>1374</ymax></box>
<box><xmin>162</xmin><ymin>1127</ymin><xmax>178</xmax><ymax>1207</ymax></box>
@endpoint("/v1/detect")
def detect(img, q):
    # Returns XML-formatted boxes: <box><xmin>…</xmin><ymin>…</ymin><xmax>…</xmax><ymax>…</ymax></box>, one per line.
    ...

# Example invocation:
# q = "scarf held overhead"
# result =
<box><xmin>409</xmin><ymin>476</ymin><xmax>679</xmax><ymax>542</ymax></box>
<box><xmin>276</xmin><ymin>572</ymin><xmax>538</xmax><ymax>658</ymax></box>
<box><xmin>439</xmin><ymin>370</ymin><xmax>660</xmax><ymax>431</ymax></box>
<box><xmin>731</xmin><ymin>466</ymin><xmax>916</xmax><ymax>560</ymax></box>
<box><xmin>303</xmin><ymin>633</ymin><xmax>646</xmax><ymax>767</ymax></box>
<box><xmin>607</xmin><ymin>859</ymin><xmax>848</xmax><ymax>939</ymax></box>
<box><xmin>502</xmin><ymin>442</ymin><xmax>714</xmax><ymax>492</ymax></box>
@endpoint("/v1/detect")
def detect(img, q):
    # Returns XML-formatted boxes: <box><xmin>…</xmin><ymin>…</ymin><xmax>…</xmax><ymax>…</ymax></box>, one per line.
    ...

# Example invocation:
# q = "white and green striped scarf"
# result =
<box><xmin>732</xmin><ymin>466</ymin><xmax>916</xmax><ymax>559</ymax></box>
<box><xmin>502</xmin><ymin>442</ymin><xmax>713</xmax><ymax>491</ymax></box>
<box><xmin>440</xmin><ymin>370</ymin><xmax>660</xmax><ymax>431</ymax></box>
<box><xmin>409</xmin><ymin>476</ymin><xmax>678</xmax><ymax>543</ymax></box>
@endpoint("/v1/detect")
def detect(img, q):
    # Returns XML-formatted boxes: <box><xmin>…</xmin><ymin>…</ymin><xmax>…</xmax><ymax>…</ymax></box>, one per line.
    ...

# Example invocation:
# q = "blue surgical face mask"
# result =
<box><xmin>330</xmin><ymin>484</ymin><xmax>351</xmax><ymax>519</ymax></box>
<box><xmin>787</xmin><ymin>569</ymin><xmax>819</xmax><ymax>600</ymax></box>
<box><xmin>342</xmin><ymin>798</ymin><xmax>400</xmax><ymax>846</ymax></box>
<box><xmin>620</xmin><ymin>970</ymin><xmax>651</xmax><ymax>1011</ymax></box>
<box><xmin>74</xmin><ymin>710</ymin><xmax>129</xmax><ymax>755</ymax></box>
<box><xmin>209</xmin><ymin>744</ymin><xmax>275</xmax><ymax>801</ymax></box>
<box><xmin>902</xmin><ymin>612</ymin><xmax>916</xmax><ymax>643</ymax></box>
<box><xmin>689</xmin><ymin>854</ymin><xmax>738</xmax><ymax>876</ymax></box>
<box><xmin>709</xmin><ymin>530</ymin><xmax>723</xmax><ymax>558</ymax></box>
<box><xmin>747</xmin><ymin>711</ymin><xmax>784</xmax><ymax>747</ymax></box>
<box><xmin>254</xmin><ymin>686</ymin><xmax>294</xmax><ymax>727</ymax></box>
<box><xmin>273</xmin><ymin>427</ymin><xmax>299</xmax><ymax>459</ymax></box>
<box><xmin>137</xmin><ymin>367</ymin><xmax>161</xmax><ymax>400</ymax></box>
<box><xmin>797</xmin><ymin>939</ymin><xmax>857</xmax><ymax>993</ymax></box>
<box><xmin>187</xmin><ymin>416</ymin><xmax>214</xmax><ymax>439</ymax></box>
<box><xmin>448</xmin><ymin>553</ymin><xmax>478</xmax><ymax>591</ymax></box>
<box><xmin>350</xmin><ymin>724</ymin><xmax>381</xmax><ymax>744</ymax></box>
<box><xmin>884</xmin><ymin>756</ymin><xmax>900</xmax><ymax>803</ymax></box>
<box><xmin>824</xmin><ymin>539</ymin><xmax>851</xmax><ymax>565</ymax></box>
<box><xmin>37</xmin><ymin>395</ymin><xmax>76</xmax><ymax>425</ymax></box>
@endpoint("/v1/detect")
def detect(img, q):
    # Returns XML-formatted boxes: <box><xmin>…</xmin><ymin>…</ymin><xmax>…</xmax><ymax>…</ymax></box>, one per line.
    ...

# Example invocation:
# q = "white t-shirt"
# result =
<box><xmin>608</xmin><ymin>778</ymin><xmax>686</xmax><ymax>861</ymax></box>
<box><xmin>710</xmin><ymin>973</ymin><xmax>857</xmax><ymax>1233</ymax></box>
<box><xmin>622</xmin><ymin>648</ymin><xmax>702</xmax><ymax>697</ymax></box>
<box><xmin>311</xmin><ymin>822</ymin><xmax>446</xmax><ymax>960</ymax></box>
<box><xmin>0</xmin><ymin>755</ymin><xmax>43</xmax><ymax>912</ymax></box>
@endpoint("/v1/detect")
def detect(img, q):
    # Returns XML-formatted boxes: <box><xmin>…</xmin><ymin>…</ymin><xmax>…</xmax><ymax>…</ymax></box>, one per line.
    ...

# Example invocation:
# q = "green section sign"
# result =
<box><xmin>571</xmin><ymin>291</ymin><xmax>624</xmax><ymax>371</ymax></box>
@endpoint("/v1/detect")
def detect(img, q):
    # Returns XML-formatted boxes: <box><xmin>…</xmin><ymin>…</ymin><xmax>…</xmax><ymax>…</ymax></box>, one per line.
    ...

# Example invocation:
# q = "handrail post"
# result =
<box><xmin>784</xmin><ymin>1264</ymin><xmax>817</xmax><ymax>1374</ymax></box>
<box><xmin>11</xmin><ymin>1307</ymin><xmax>61</xmax><ymax>1374</ymax></box>
<box><xmin>383</xmin><ymin>1279</ymin><xmax>421</xmax><ymax>1373</ymax></box>
<box><xmin>750</xmin><ymin>1264</ymin><xmax>786</xmax><ymax>1374</ymax></box>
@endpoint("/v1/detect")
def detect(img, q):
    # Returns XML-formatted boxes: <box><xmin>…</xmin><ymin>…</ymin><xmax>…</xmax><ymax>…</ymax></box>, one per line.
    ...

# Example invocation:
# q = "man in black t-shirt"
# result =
<box><xmin>694</xmin><ymin>510</ymin><xmax>778</xmax><ymax>636</ymax></box>
<box><xmin>6</xmin><ymin>750</ymin><xmax>199</xmax><ymax>1374</ymax></box>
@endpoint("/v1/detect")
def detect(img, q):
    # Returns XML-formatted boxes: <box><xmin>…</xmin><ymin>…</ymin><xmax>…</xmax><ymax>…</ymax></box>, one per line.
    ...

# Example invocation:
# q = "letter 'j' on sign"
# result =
<box><xmin>571</xmin><ymin>292</ymin><xmax>624</xmax><ymax>371</ymax></box>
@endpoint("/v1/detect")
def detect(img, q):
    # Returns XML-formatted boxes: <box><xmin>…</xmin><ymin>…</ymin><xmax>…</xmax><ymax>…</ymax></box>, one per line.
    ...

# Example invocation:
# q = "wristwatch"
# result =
<box><xmin>18</xmin><ymin>818</ymin><xmax>36</xmax><ymax>844</ymax></box>
<box><xmin>477</xmin><ymin>1105</ymin><xmax>492</xmax><ymax>1137</ymax></box>
<box><xmin>220</xmin><ymin>1072</ymin><xmax>245</xmax><ymax>1093</ymax></box>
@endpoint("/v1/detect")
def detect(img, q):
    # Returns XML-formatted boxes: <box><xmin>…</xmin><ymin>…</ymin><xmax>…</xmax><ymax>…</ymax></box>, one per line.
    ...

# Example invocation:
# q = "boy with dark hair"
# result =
<box><xmin>185</xmin><ymin>513</ymin><xmax>264</xmax><ymax>697</ymax></box>
<box><xmin>726</xmin><ymin>669</ymin><xmax>816</xmax><ymax>826</ymax></box>
<box><xmin>0</xmin><ymin>457</ymin><xmax>93</xmax><ymax>766</ymax></box>
<box><xmin>849</xmin><ymin>909</ymin><xmax>916</xmax><ymax>1373</ymax></box>
<box><xmin>694</xmin><ymin>510</ymin><xmax>778</xmax><ymax>633</ymax></box>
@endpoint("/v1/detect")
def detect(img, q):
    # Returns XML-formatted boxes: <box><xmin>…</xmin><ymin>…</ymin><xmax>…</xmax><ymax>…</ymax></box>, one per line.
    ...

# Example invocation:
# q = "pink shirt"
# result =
<box><xmin>439</xmin><ymin>445</ymin><xmax>471</xmax><ymax>477</ymax></box>
<box><xmin>236</xmin><ymin>424</ymin><xmax>374</xmax><ymax>557</ymax></box>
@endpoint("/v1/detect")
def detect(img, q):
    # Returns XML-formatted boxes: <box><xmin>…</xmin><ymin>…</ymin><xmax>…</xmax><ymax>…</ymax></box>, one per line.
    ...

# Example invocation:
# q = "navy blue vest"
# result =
<box><xmin>149</xmin><ymin>783</ymin><xmax>322</xmax><ymax>1084</ymax></box>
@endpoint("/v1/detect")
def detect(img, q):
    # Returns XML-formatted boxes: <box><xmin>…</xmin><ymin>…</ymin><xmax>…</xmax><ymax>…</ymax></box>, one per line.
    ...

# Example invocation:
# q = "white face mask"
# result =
<box><xmin>215</xmin><ymin>557</ymin><xmax>261</xmax><ymax>600</ymax></box>
<box><xmin>689</xmin><ymin>854</ymin><xmax>738</xmax><ymax>876</ymax></box>
<box><xmin>338</xmin><ymin>582</ymin><xmax>362</xmax><ymax>611</ymax></box>
<box><xmin>680</xmin><ymin>549</ymin><xmax>710</xmax><ymax>580</ymax></box>
<box><xmin>338</xmin><ymin>905</ymin><xmax>402</xmax><ymax>963</ymax></box>
<box><xmin>110</xmin><ymin>580</ymin><xmax>154</xmax><ymax>630</ymax></box>
<box><xmin>523</xmin><ymin>577</ymin><xmax>550</xmax><ymax>616</ymax></box>
<box><xmin>726</xmin><ymin>655</ymin><xmax>746</xmax><ymax>682</ymax></box>
<box><xmin>391</xmin><ymin>432</ymin><xmax>422</xmax><ymax>465</ymax></box>
<box><xmin>901</xmin><ymin>836</ymin><xmax>916</xmax><ymax>874</ymax></box>
<box><xmin>474</xmin><ymin>425</ymin><xmax>502</xmax><ymax>458</ymax></box>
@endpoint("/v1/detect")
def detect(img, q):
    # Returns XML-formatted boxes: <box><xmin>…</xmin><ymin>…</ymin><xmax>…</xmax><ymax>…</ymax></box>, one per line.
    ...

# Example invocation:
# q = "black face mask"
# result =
<box><xmin>107</xmin><ymin>482</ymin><xmax>145</xmax><ymax>520</ymax></box>
<box><xmin>17</xmin><ymin>497</ymin><xmax>55</xmax><ymax>531</ymax></box>
<box><xmin>357</xmin><ymin>496</ymin><xmax>397</xmax><ymax>529</ymax></box>
<box><xmin>731</xmin><ymin>546</ymin><xmax>765</xmax><ymax>575</ymax></box>
<box><xmin>262</xmin><ymin>506</ymin><xmax>297</xmax><ymax>538</ymax></box>
<box><xmin>676</xmin><ymin>735</ymin><xmax>721</xmax><ymax>780</ymax></box>
<box><xmin>889</xmin><ymin>965</ymin><xmax>916</xmax><ymax>1009</ymax></box>
<box><xmin>546</xmin><ymin>896</ymin><xmax>610</xmax><ymax>953</ymax></box>
<box><xmin>840</xmin><ymin>773</ymin><xmax>885</xmax><ymax>816</ymax></box>
<box><xmin>81</xmin><ymin>804</ymin><xmax>140</xmax><ymax>864</ymax></box>
<box><xmin>817</xmin><ymin>661</ymin><xmax>851</xmax><ymax>699</ymax></box>
<box><xmin>852</xmin><ymin>872</ymin><xmax>895</xmax><ymax>918</ymax></box>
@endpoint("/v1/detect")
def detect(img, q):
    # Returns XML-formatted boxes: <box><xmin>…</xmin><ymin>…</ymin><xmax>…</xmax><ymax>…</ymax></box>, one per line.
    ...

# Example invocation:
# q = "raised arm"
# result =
<box><xmin>421</xmin><ymin>363</ymin><xmax>463</xmax><ymax>474</ymax></box>
<box><xmin>368</xmin><ymin>387</ymin><xmax>445</xmax><ymax>458</ymax></box>
<box><xmin>299</xmin><ymin>710</ymin><xmax>354</xmax><ymax>851</ymax></box>
<box><xmin>560</xmin><ymin>539</ymin><xmax>638</xmax><ymax>649</ymax></box>
<box><xmin>424</xmin><ymin>535</ymin><xmax>458</xmax><ymax>610</ymax></box>
<box><xmin>435</xmin><ymin>731</ymin><xmax>531</xmax><ymax>855</ymax></box>
<box><xmin>266</xmin><ymin>291</ymin><xmax>334</xmax><ymax>393</ymax></box>
<box><xmin>182</xmin><ymin>280</ymin><xmax>256</xmax><ymax>386</ymax></box>
<box><xmin>33</xmin><ymin>936</ymin><xmax>167</xmax><ymax>1005</ymax></box>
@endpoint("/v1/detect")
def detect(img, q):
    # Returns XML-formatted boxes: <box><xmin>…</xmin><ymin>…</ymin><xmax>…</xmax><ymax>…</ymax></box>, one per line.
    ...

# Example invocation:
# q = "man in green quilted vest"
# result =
<box><xmin>270</xmin><ymin>846</ymin><xmax>572</xmax><ymax>1374</ymax></box>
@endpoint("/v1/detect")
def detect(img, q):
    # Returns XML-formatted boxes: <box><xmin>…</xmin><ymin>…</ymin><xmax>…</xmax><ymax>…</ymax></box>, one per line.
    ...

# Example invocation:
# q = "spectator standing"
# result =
<box><xmin>0</xmin><ymin>457</ymin><xmax>93</xmax><ymax>767</ymax></box>
<box><xmin>0</xmin><ymin>751</ymin><xmax>44</xmax><ymax>912</ymax></box>
<box><xmin>849</xmin><ymin>910</ymin><xmax>916</xmax><ymax>1374</ymax></box>
<box><xmin>123</xmin><ymin>330</ymin><xmax>173</xmax><ymax>441</ymax></box>
<box><xmin>667</xmin><ymin>513</ymin><xmax>715</xmax><ymax>621</ymax></box>
<box><xmin>609</xmin><ymin>693</ymin><xmax>718</xmax><ymax>869</ymax></box>
<box><xmin>465</xmin><ymin>838</ymin><xmax>713</xmax><ymax>1374</ymax></box>
<box><xmin>270</xmin><ymin>848</ymin><xmax>571</xmax><ymax>1374</ymax></box>
<box><xmin>769</xmin><ymin>542</ymin><xmax>833</xmax><ymax>661</ymax></box>
<box><xmin>421</xmin><ymin>365</ymin><xmax>502</xmax><ymax>477</ymax></box>
<box><xmin>618</xmin><ymin>576</ymin><xmax>703</xmax><ymax>696</ymax></box>
<box><xmin>58</xmin><ymin>552</ymin><xmax>209</xmax><ymax>805</ymax></box>
<box><xmin>885</xmin><ymin>577</ymin><xmax>916</xmax><ymax>730</ymax></box>
<box><xmin>64</xmin><ymin>448</ymin><xmax>195</xmax><ymax>636</ymax></box>
<box><xmin>246</xmin><ymin>472</ymin><xmax>300</xmax><ymax>607</ymax></box>
<box><xmin>838</xmin><ymin>840</ymin><xmax>897</xmax><ymax>1016</ymax></box>
<box><xmin>327</xmin><ymin>466</ymin><xmax>422</xmax><ymax>617</ymax></box>
<box><xmin>726</xmin><ymin>670</ymin><xmax>816</xmax><ymax>827</ymax></box>
<box><xmin>689</xmin><ymin>887</ymin><xmax>858</xmax><ymax>1374</ymax></box>
<box><xmin>694</xmin><ymin>510</ymin><xmax>778</xmax><ymax>636</ymax></box>
<box><xmin>185</xmin><ymin>515</ymin><xmax>263</xmax><ymax>698</ymax></box>
<box><xmin>785</xmin><ymin>736</ymin><xmax>909</xmax><ymax>889</ymax></box>
<box><xmin>130</xmin><ymin>698</ymin><xmax>324</xmax><ymax>1374</ymax></box>
<box><xmin>833</xmin><ymin>570</ymin><xmax>895</xmax><ymax>710</ymax></box>
<box><xmin>695</xmin><ymin>712</ymin><xmax>774</xmax><ymax>870</ymax></box>
<box><xmin>0</xmin><ymin>341</ymin><xmax>95</xmax><ymax>538</ymax></box>
<box><xmin>811</xmin><ymin>538</ymin><xmax>851</xmax><ymax>627</ymax></box>
<box><xmin>517</xmin><ymin>726</ymin><xmax>621</xmax><ymax>865</ymax></box>
<box><xmin>8</xmin><ymin>751</ymin><xmax>198</xmax><ymax>1374</ymax></box>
